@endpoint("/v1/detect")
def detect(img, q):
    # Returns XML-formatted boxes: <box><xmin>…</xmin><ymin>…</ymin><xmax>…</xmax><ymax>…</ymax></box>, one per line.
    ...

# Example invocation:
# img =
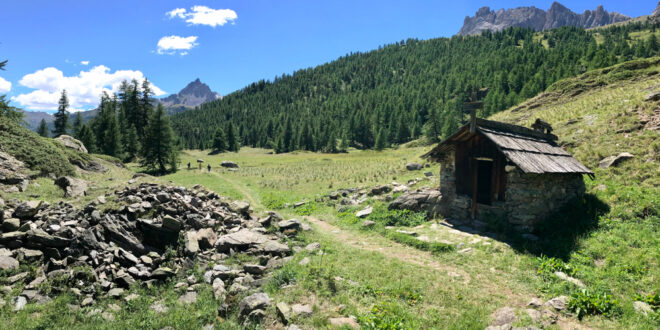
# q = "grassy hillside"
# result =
<box><xmin>0</xmin><ymin>119</ymin><xmax>78</xmax><ymax>177</ymax></box>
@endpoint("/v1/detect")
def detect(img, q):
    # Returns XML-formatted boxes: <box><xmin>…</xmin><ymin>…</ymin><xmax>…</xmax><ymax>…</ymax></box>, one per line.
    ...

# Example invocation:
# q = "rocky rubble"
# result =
<box><xmin>0</xmin><ymin>183</ymin><xmax>300</xmax><ymax>324</ymax></box>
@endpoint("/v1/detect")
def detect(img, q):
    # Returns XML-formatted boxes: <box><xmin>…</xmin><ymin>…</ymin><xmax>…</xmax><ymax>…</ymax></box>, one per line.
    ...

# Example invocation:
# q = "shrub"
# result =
<box><xmin>386</xmin><ymin>231</ymin><xmax>453</xmax><ymax>255</ymax></box>
<box><xmin>634</xmin><ymin>292</ymin><xmax>659</xmax><ymax>311</ymax></box>
<box><xmin>369</xmin><ymin>204</ymin><xmax>427</xmax><ymax>227</ymax></box>
<box><xmin>568</xmin><ymin>289</ymin><xmax>621</xmax><ymax>319</ymax></box>
<box><xmin>261</xmin><ymin>192</ymin><xmax>288</xmax><ymax>210</ymax></box>
<box><xmin>293</xmin><ymin>201</ymin><xmax>318</xmax><ymax>216</ymax></box>
<box><xmin>265</xmin><ymin>266</ymin><xmax>298</xmax><ymax>292</ymax></box>
<box><xmin>359</xmin><ymin>301</ymin><xmax>406</xmax><ymax>330</ymax></box>
<box><xmin>537</xmin><ymin>255</ymin><xmax>574</xmax><ymax>277</ymax></box>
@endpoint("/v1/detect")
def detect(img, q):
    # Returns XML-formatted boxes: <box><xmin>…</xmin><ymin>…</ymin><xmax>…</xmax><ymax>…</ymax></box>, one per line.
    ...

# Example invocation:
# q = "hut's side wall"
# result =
<box><xmin>504</xmin><ymin>170</ymin><xmax>586</xmax><ymax>232</ymax></box>
<box><xmin>438</xmin><ymin>147</ymin><xmax>471</xmax><ymax>219</ymax></box>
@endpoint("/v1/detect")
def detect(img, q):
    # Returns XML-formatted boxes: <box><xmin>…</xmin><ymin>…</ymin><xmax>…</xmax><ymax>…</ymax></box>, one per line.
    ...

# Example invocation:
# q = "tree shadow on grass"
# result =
<box><xmin>509</xmin><ymin>193</ymin><xmax>610</xmax><ymax>260</ymax></box>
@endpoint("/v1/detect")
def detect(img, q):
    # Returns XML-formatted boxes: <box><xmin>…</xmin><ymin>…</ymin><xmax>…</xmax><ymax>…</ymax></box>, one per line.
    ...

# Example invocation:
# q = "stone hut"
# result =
<box><xmin>423</xmin><ymin>117</ymin><xmax>593</xmax><ymax>232</ymax></box>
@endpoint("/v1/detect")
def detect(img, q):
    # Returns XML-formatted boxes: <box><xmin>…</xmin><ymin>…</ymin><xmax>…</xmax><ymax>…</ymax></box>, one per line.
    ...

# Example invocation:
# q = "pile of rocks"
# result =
<box><xmin>0</xmin><ymin>183</ymin><xmax>300</xmax><ymax>324</ymax></box>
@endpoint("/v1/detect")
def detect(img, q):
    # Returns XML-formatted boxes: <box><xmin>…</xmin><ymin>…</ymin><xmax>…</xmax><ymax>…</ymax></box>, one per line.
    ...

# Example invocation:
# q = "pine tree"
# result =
<box><xmin>72</xmin><ymin>112</ymin><xmax>83</xmax><ymax>138</ymax></box>
<box><xmin>142</xmin><ymin>104</ymin><xmax>177</xmax><ymax>174</ymax></box>
<box><xmin>52</xmin><ymin>90</ymin><xmax>70</xmax><ymax>137</ymax></box>
<box><xmin>123</xmin><ymin>125</ymin><xmax>140</xmax><ymax>161</ymax></box>
<box><xmin>212</xmin><ymin>128</ymin><xmax>227</xmax><ymax>152</ymax></box>
<box><xmin>339</xmin><ymin>131</ymin><xmax>350</xmax><ymax>152</ymax></box>
<box><xmin>37</xmin><ymin>119</ymin><xmax>49</xmax><ymax>137</ymax></box>
<box><xmin>103</xmin><ymin>110</ymin><xmax>123</xmax><ymax>157</ymax></box>
<box><xmin>77</xmin><ymin>124</ymin><xmax>97</xmax><ymax>153</ymax></box>
<box><xmin>325</xmin><ymin>131</ymin><xmax>338</xmax><ymax>153</ymax></box>
<box><xmin>140</xmin><ymin>79</ymin><xmax>154</xmax><ymax>136</ymax></box>
<box><xmin>375</xmin><ymin>128</ymin><xmax>388</xmax><ymax>150</ymax></box>
<box><xmin>226</xmin><ymin>122</ymin><xmax>239</xmax><ymax>152</ymax></box>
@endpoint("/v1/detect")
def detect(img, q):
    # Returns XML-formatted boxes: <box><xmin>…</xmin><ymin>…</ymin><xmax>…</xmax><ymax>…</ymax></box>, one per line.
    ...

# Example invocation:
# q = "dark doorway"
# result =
<box><xmin>476</xmin><ymin>160</ymin><xmax>493</xmax><ymax>205</ymax></box>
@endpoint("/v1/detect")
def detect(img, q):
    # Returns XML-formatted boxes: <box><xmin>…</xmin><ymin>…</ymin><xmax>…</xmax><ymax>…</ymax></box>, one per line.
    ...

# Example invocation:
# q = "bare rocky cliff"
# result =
<box><xmin>458</xmin><ymin>2</ymin><xmax>629</xmax><ymax>36</ymax></box>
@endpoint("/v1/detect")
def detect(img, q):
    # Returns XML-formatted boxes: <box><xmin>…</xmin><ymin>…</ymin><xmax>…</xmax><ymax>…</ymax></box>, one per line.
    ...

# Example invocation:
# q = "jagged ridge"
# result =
<box><xmin>458</xmin><ymin>1</ymin><xmax>629</xmax><ymax>36</ymax></box>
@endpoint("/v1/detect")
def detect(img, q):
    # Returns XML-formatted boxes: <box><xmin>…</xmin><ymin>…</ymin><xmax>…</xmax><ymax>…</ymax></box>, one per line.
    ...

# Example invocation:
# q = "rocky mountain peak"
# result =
<box><xmin>458</xmin><ymin>2</ymin><xmax>629</xmax><ymax>36</ymax></box>
<box><xmin>159</xmin><ymin>79</ymin><xmax>222</xmax><ymax>109</ymax></box>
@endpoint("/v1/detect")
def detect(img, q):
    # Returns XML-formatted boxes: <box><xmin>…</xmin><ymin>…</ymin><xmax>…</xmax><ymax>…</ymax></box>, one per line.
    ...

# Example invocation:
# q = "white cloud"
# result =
<box><xmin>12</xmin><ymin>65</ymin><xmax>166</xmax><ymax>112</ymax></box>
<box><xmin>157</xmin><ymin>35</ymin><xmax>198</xmax><ymax>55</ymax></box>
<box><xmin>81</xmin><ymin>60</ymin><xmax>89</xmax><ymax>65</ymax></box>
<box><xmin>0</xmin><ymin>76</ymin><xmax>11</xmax><ymax>93</ymax></box>
<box><xmin>166</xmin><ymin>8</ymin><xmax>186</xmax><ymax>19</ymax></box>
<box><xmin>166</xmin><ymin>6</ymin><xmax>237</xmax><ymax>27</ymax></box>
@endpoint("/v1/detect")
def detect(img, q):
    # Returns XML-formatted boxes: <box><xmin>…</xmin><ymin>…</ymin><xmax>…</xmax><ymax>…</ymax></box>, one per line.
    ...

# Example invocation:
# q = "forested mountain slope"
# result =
<box><xmin>172</xmin><ymin>21</ymin><xmax>660</xmax><ymax>152</ymax></box>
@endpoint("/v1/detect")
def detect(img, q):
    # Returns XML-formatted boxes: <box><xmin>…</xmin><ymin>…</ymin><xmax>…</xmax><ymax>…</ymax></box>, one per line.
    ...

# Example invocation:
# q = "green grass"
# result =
<box><xmin>2</xmin><ymin>57</ymin><xmax>659</xmax><ymax>329</ymax></box>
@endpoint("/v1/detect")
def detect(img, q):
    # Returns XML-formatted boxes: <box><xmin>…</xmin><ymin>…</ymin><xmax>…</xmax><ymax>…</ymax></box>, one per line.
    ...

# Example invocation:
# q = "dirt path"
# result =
<box><xmin>304</xmin><ymin>216</ymin><xmax>472</xmax><ymax>281</ymax></box>
<box><xmin>209</xmin><ymin>171</ymin><xmax>259</xmax><ymax>207</ymax></box>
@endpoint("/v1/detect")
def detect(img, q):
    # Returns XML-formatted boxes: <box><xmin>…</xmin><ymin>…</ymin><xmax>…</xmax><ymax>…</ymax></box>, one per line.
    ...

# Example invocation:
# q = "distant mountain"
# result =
<box><xmin>22</xmin><ymin>111</ymin><xmax>53</xmax><ymax>131</ymax></box>
<box><xmin>158</xmin><ymin>78</ymin><xmax>221</xmax><ymax>113</ymax></box>
<box><xmin>458</xmin><ymin>2</ymin><xmax>629</xmax><ymax>36</ymax></box>
<box><xmin>22</xmin><ymin>79</ymin><xmax>220</xmax><ymax>131</ymax></box>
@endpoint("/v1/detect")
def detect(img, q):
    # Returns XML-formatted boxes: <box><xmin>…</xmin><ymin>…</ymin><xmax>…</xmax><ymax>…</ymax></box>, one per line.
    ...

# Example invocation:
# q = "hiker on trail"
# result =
<box><xmin>187</xmin><ymin>162</ymin><xmax>191</xmax><ymax>170</ymax></box>
<box><xmin>207</xmin><ymin>164</ymin><xmax>211</xmax><ymax>172</ymax></box>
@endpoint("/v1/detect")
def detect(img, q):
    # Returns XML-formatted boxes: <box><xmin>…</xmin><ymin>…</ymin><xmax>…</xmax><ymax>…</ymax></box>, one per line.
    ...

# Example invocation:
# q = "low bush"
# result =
<box><xmin>635</xmin><ymin>292</ymin><xmax>659</xmax><ymax>311</ymax></box>
<box><xmin>368</xmin><ymin>204</ymin><xmax>427</xmax><ymax>227</ymax></box>
<box><xmin>385</xmin><ymin>231</ymin><xmax>454</xmax><ymax>255</ymax></box>
<box><xmin>359</xmin><ymin>301</ymin><xmax>407</xmax><ymax>330</ymax></box>
<box><xmin>537</xmin><ymin>255</ymin><xmax>574</xmax><ymax>277</ymax></box>
<box><xmin>568</xmin><ymin>289</ymin><xmax>621</xmax><ymax>319</ymax></box>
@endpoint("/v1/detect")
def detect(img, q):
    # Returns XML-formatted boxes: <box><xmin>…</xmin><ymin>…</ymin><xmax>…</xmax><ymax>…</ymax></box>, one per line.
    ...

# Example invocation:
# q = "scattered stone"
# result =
<box><xmin>14</xmin><ymin>296</ymin><xmax>27</xmax><ymax>311</ymax></box>
<box><xmin>178</xmin><ymin>291</ymin><xmax>198</xmax><ymax>305</ymax></box>
<box><xmin>150</xmin><ymin>301</ymin><xmax>169</xmax><ymax>314</ymax></box>
<box><xmin>599</xmin><ymin>152</ymin><xmax>634</xmax><ymax>169</ymax></box>
<box><xmin>370</xmin><ymin>185</ymin><xmax>391</xmax><ymax>195</ymax></box>
<box><xmin>329</xmin><ymin>317</ymin><xmax>359</xmax><ymax>329</ymax></box>
<box><xmin>299</xmin><ymin>257</ymin><xmax>310</xmax><ymax>266</ymax></box>
<box><xmin>184</xmin><ymin>231</ymin><xmax>200</xmax><ymax>255</ymax></box>
<box><xmin>239</xmin><ymin>293</ymin><xmax>271</xmax><ymax>317</ymax></box>
<box><xmin>124</xmin><ymin>293</ymin><xmax>139</xmax><ymax>302</ymax></box>
<box><xmin>305</xmin><ymin>242</ymin><xmax>321</xmax><ymax>252</ymax></box>
<box><xmin>356</xmin><ymin>206</ymin><xmax>373</xmax><ymax>218</ymax></box>
<box><xmin>633</xmin><ymin>301</ymin><xmax>653</xmax><ymax>316</ymax></box>
<box><xmin>221</xmin><ymin>161</ymin><xmax>239</xmax><ymax>168</ymax></box>
<box><xmin>229</xmin><ymin>201</ymin><xmax>250</xmax><ymax>214</ymax></box>
<box><xmin>424</xmin><ymin>171</ymin><xmax>434</xmax><ymax>177</ymax></box>
<box><xmin>406</xmin><ymin>163</ymin><xmax>423</xmax><ymax>171</ymax></box>
<box><xmin>644</xmin><ymin>91</ymin><xmax>660</xmax><ymax>102</ymax></box>
<box><xmin>491</xmin><ymin>307</ymin><xmax>516</xmax><ymax>326</ymax></box>
<box><xmin>276</xmin><ymin>302</ymin><xmax>292</xmax><ymax>324</ymax></box>
<box><xmin>13</xmin><ymin>201</ymin><xmax>42</xmax><ymax>219</ymax></box>
<box><xmin>107</xmin><ymin>288</ymin><xmax>125</xmax><ymax>298</ymax></box>
<box><xmin>526</xmin><ymin>308</ymin><xmax>542</xmax><ymax>322</ymax></box>
<box><xmin>243</xmin><ymin>264</ymin><xmax>266</xmax><ymax>275</ymax></box>
<box><xmin>2</xmin><ymin>218</ymin><xmax>20</xmax><ymax>231</ymax></box>
<box><xmin>0</xmin><ymin>256</ymin><xmax>19</xmax><ymax>270</ymax></box>
<box><xmin>291</xmin><ymin>303</ymin><xmax>312</xmax><ymax>317</ymax></box>
<box><xmin>81</xmin><ymin>297</ymin><xmax>94</xmax><ymax>307</ymax></box>
<box><xmin>545</xmin><ymin>296</ymin><xmax>568</xmax><ymax>311</ymax></box>
<box><xmin>527</xmin><ymin>298</ymin><xmax>543</xmax><ymax>308</ymax></box>
<box><xmin>361</xmin><ymin>220</ymin><xmax>376</xmax><ymax>227</ymax></box>
<box><xmin>553</xmin><ymin>271</ymin><xmax>585</xmax><ymax>288</ymax></box>
<box><xmin>458</xmin><ymin>248</ymin><xmax>472</xmax><ymax>254</ymax></box>
<box><xmin>54</xmin><ymin>176</ymin><xmax>88</xmax><ymax>197</ymax></box>
<box><xmin>54</xmin><ymin>135</ymin><xmax>88</xmax><ymax>153</ymax></box>
<box><xmin>277</xmin><ymin>219</ymin><xmax>302</xmax><ymax>231</ymax></box>
<box><xmin>162</xmin><ymin>215</ymin><xmax>182</xmax><ymax>232</ymax></box>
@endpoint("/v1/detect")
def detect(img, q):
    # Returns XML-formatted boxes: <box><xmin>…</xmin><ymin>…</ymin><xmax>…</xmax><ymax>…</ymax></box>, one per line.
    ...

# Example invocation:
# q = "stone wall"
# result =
<box><xmin>434</xmin><ymin>148</ymin><xmax>586</xmax><ymax>232</ymax></box>
<box><xmin>504</xmin><ymin>169</ymin><xmax>585</xmax><ymax>232</ymax></box>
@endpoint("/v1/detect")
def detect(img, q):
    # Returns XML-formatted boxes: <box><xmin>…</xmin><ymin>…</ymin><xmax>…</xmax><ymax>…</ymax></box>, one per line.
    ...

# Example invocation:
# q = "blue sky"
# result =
<box><xmin>0</xmin><ymin>0</ymin><xmax>656</xmax><ymax>112</ymax></box>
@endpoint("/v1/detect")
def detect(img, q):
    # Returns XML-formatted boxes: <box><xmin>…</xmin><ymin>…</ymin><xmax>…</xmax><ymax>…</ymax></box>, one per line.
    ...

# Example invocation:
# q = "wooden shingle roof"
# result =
<box><xmin>423</xmin><ymin>118</ymin><xmax>593</xmax><ymax>175</ymax></box>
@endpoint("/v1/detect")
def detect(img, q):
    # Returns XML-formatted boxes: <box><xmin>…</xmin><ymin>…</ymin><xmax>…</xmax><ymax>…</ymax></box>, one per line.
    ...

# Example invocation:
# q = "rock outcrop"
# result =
<box><xmin>458</xmin><ymin>2</ymin><xmax>629</xmax><ymax>36</ymax></box>
<box><xmin>0</xmin><ymin>151</ymin><xmax>29</xmax><ymax>192</ymax></box>
<box><xmin>0</xmin><ymin>183</ymin><xmax>298</xmax><ymax>323</ymax></box>
<box><xmin>55</xmin><ymin>135</ymin><xmax>88</xmax><ymax>153</ymax></box>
